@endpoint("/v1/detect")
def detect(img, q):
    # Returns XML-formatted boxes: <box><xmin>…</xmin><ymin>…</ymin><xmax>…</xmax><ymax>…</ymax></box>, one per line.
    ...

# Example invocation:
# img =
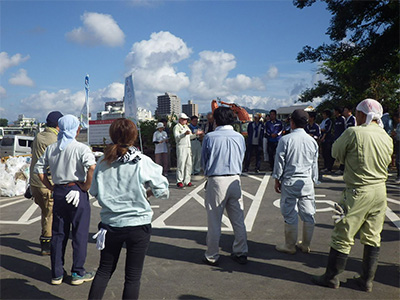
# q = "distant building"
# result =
<box><xmin>97</xmin><ymin>101</ymin><xmax>124</xmax><ymax>120</ymax></box>
<box><xmin>137</xmin><ymin>107</ymin><xmax>153</xmax><ymax>121</ymax></box>
<box><xmin>276</xmin><ymin>105</ymin><xmax>314</xmax><ymax>121</ymax></box>
<box><xmin>14</xmin><ymin>115</ymin><xmax>36</xmax><ymax>127</ymax></box>
<box><xmin>155</xmin><ymin>92</ymin><xmax>181</xmax><ymax>118</ymax></box>
<box><xmin>182</xmin><ymin>100</ymin><xmax>199</xmax><ymax>118</ymax></box>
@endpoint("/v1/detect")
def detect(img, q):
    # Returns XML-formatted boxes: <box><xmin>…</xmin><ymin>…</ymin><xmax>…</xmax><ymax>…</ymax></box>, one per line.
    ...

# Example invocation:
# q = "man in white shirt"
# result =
<box><xmin>153</xmin><ymin>122</ymin><xmax>169</xmax><ymax>177</ymax></box>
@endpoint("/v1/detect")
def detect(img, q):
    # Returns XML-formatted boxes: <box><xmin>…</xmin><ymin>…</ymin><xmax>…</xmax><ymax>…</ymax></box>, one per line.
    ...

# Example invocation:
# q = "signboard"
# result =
<box><xmin>88</xmin><ymin>120</ymin><xmax>114</xmax><ymax>145</ymax></box>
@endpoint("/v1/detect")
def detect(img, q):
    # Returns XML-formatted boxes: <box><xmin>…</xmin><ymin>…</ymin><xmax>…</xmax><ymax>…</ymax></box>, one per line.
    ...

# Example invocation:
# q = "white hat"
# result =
<box><xmin>179</xmin><ymin>113</ymin><xmax>189</xmax><ymax>119</ymax></box>
<box><xmin>156</xmin><ymin>122</ymin><xmax>165</xmax><ymax>129</ymax></box>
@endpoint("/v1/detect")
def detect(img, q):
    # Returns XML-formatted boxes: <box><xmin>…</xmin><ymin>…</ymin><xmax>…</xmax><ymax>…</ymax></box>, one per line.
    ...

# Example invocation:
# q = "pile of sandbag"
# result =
<box><xmin>0</xmin><ymin>156</ymin><xmax>31</xmax><ymax>197</ymax></box>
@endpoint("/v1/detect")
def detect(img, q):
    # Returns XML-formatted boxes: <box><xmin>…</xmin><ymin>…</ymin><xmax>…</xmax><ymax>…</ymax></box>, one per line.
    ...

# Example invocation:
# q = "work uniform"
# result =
<box><xmin>273</xmin><ymin>128</ymin><xmax>319</xmax><ymax>225</ymax></box>
<box><xmin>331</xmin><ymin>123</ymin><xmax>393</xmax><ymax>254</ymax></box>
<box><xmin>305</xmin><ymin>122</ymin><xmax>321</xmax><ymax>141</ymax></box>
<box><xmin>189</xmin><ymin>123</ymin><xmax>202</xmax><ymax>175</ymax></box>
<box><xmin>30</xmin><ymin>127</ymin><xmax>58</xmax><ymax>238</ymax></box>
<box><xmin>173</xmin><ymin>123</ymin><xmax>194</xmax><ymax>185</ymax></box>
<box><xmin>201</xmin><ymin>125</ymin><xmax>248</xmax><ymax>263</ymax></box>
<box><xmin>35</xmin><ymin>139</ymin><xmax>96</xmax><ymax>279</ymax></box>
<box><xmin>265</xmin><ymin>119</ymin><xmax>283</xmax><ymax>170</ymax></box>
<box><xmin>244</xmin><ymin>121</ymin><xmax>263</xmax><ymax>171</ymax></box>
<box><xmin>320</xmin><ymin>118</ymin><xmax>334</xmax><ymax>171</ymax></box>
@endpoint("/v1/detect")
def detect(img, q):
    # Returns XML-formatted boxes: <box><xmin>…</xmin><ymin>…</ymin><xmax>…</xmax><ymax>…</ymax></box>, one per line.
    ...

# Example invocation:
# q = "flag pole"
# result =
<box><xmin>85</xmin><ymin>74</ymin><xmax>89</xmax><ymax>145</ymax></box>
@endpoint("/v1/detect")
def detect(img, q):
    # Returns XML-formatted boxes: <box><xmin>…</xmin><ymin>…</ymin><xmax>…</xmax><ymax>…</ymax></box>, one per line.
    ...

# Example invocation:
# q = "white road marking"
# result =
<box><xmin>245</xmin><ymin>174</ymin><xmax>270</xmax><ymax>231</ymax></box>
<box><xmin>387</xmin><ymin>184</ymin><xmax>400</xmax><ymax>189</ymax></box>
<box><xmin>153</xmin><ymin>174</ymin><xmax>270</xmax><ymax>232</ymax></box>
<box><xmin>0</xmin><ymin>199</ymin><xmax>27</xmax><ymax>208</ymax></box>
<box><xmin>387</xmin><ymin>198</ymin><xmax>400</xmax><ymax>205</ymax></box>
<box><xmin>18</xmin><ymin>202</ymin><xmax>38</xmax><ymax>222</ymax></box>
<box><xmin>386</xmin><ymin>206</ymin><xmax>400</xmax><ymax>230</ymax></box>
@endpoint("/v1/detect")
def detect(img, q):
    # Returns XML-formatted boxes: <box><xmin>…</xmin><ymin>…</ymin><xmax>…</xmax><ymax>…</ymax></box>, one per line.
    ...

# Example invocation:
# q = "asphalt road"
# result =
<box><xmin>1</xmin><ymin>168</ymin><xmax>399</xmax><ymax>300</ymax></box>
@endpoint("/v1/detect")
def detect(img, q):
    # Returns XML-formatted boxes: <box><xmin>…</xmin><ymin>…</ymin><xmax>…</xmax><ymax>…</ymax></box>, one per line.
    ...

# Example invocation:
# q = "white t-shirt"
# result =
<box><xmin>153</xmin><ymin>130</ymin><xmax>168</xmax><ymax>154</ymax></box>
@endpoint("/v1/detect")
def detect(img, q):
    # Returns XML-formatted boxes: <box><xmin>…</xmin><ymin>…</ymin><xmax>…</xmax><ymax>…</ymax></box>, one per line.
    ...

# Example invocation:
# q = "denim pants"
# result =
<box><xmin>88</xmin><ymin>224</ymin><xmax>151</xmax><ymax>300</ymax></box>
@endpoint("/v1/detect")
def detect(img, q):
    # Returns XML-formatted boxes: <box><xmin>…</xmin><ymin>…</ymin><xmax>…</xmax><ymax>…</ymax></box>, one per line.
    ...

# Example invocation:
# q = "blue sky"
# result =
<box><xmin>0</xmin><ymin>0</ymin><xmax>332</xmax><ymax>123</ymax></box>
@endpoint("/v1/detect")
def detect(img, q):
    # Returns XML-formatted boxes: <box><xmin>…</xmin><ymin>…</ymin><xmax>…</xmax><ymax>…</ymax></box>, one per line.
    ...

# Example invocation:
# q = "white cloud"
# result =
<box><xmin>8</xmin><ymin>69</ymin><xmax>35</xmax><ymax>87</ymax></box>
<box><xmin>0</xmin><ymin>86</ymin><xmax>6</xmax><ymax>98</ymax></box>
<box><xmin>188</xmin><ymin>50</ymin><xmax>265</xmax><ymax>99</ymax></box>
<box><xmin>0</xmin><ymin>52</ymin><xmax>30</xmax><ymax>74</ymax></box>
<box><xmin>125</xmin><ymin>31</ymin><xmax>192</xmax><ymax>92</ymax></box>
<box><xmin>66</xmin><ymin>12</ymin><xmax>125</xmax><ymax>47</ymax></box>
<box><xmin>19</xmin><ymin>82</ymin><xmax>124</xmax><ymax>119</ymax></box>
<box><xmin>225</xmin><ymin>94</ymin><xmax>293</xmax><ymax>111</ymax></box>
<box><xmin>266</xmin><ymin>66</ymin><xmax>279</xmax><ymax>79</ymax></box>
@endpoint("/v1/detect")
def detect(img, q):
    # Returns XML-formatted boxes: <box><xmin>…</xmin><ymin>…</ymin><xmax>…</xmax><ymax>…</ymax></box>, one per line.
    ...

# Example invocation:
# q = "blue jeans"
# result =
<box><xmin>88</xmin><ymin>224</ymin><xmax>151</xmax><ymax>300</ymax></box>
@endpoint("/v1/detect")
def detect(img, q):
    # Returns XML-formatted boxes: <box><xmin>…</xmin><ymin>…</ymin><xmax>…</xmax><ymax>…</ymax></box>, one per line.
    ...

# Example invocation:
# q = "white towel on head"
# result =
<box><xmin>356</xmin><ymin>98</ymin><xmax>384</xmax><ymax>128</ymax></box>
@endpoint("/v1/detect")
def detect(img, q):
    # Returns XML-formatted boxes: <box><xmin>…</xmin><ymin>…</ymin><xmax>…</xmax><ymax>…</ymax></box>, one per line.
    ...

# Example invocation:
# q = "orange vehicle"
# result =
<box><xmin>211</xmin><ymin>98</ymin><xmax>251</xmax><ymax>136</ymax></box>
<box><xmin>211</xmin><ymin>98</ymin><xmax>251</xmax><ymax>122</ymax></box>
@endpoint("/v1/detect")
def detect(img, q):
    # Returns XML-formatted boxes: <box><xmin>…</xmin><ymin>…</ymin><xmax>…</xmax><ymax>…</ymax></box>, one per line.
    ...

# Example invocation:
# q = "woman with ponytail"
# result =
<box><xmin>88</xmin><ymin>118</ymin><xmax>169</xmax><ymax>300</ymax></box>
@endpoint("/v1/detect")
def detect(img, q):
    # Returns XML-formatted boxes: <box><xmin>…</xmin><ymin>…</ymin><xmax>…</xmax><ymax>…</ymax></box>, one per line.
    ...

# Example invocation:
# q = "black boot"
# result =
<box><xmin>312</xmin><ymin>247</ymin><xmax>348</xmax><ymax>289</ymax></box>
<box><xmin>355</xmin><ymin>245</ymin><xmax>380</xmax><ymax>292</ymax></box>
<box><xmin>40</xmin><ymin>236</ymin><xmax>51</xmax><ymax>255</ymax></box>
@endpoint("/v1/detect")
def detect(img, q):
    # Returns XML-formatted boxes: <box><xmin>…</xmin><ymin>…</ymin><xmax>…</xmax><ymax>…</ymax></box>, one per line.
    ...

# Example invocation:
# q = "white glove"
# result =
<box><xmin>65</xmin><ymin>190</ymin><xmax>80</xmax><ymax>207</ymax></box>
<box><xmin>92</xmin><ymin>228</ymin><xmax>107</xmax><ymax>250</ymax></box>
<box><xmin>332</xmin><ymin>202</ymin><xmax>345</xmax><ymax>224</ymax></box>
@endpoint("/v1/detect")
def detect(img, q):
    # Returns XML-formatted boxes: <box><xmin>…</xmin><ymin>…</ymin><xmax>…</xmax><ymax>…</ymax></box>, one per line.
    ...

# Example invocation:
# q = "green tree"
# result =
<box><xmin>0</xmin><ymin>118</ymin><xmax>8</xmax><ymax>126</ymax></box>
<box><xmin>294</xmin><ymin>0</ymin><xmax>400</xmax><ymax>113</ymax></box>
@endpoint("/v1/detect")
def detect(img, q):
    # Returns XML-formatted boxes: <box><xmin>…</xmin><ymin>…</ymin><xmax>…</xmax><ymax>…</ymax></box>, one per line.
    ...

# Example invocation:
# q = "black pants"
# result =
<box><xmin>244</xmin><ymin>144</ymin><xmax>262</xmax><ymax>170</ymax></box>
<box><xmin>88</xmin><ymin>224</ymin><xmax>151</xmax><ymax>300</ymax></box>
<box><xmin>321</xmin><ymin>140</ymin><xmax>334</xmax><ymax>171</ymax></box>
<box><xmin>267</xmin><ymin>141</ymin><xmax>279</xmax><ymax>170</ymax></box>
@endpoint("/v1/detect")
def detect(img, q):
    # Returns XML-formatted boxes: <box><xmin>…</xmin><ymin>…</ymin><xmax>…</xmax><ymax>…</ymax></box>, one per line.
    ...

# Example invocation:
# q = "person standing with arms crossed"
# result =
<box><xmin>201</xmin><ymin>107</ymin><xmax>248</xmax><ymax>266</ymax></box>
<box><xmin>34</xmin><ymin>115</ymin><xmax>96</xmax><ymax>285</ymax></box>
<box><xmin>30</xmin><ymin>111</ymin><xmax>63</xmax><ymax>255</ymax></box>
<box><xmin>312</xmin><ymin>99</ymin><xmax>393</xmax><ymax>292</ymax></box>
<box><xmin>273</xmin><ymin>109</ymin><xmax>319</xmax><ymax>254</ymax></box>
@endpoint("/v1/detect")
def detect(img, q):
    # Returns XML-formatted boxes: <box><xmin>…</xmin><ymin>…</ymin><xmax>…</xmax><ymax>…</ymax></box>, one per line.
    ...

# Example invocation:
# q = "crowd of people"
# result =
<box><xmin>28</xmin><ymin>98</ymin><xmax>397</xmax><ymax>299</ymax></box>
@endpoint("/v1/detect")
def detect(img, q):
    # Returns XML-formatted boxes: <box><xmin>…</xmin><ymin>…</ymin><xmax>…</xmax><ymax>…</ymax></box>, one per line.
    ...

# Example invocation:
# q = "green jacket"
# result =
<box><xmin>332</xmin><ymin>123</ymin><xmax>393</xmax><ymax>187</ymax></box>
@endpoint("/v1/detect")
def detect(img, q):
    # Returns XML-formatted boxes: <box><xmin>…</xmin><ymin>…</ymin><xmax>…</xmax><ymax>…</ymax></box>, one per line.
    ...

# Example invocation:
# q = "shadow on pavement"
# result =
<box><xmin>0</xmin><ymin>254</ymin><xmax>50</xmax><ymax>284</ymax></box>
<box><xmin>178</xmin><ymin>295</ymin><xmax>212</xmax><ymax>300</ymax></box>
<box><xmin>0</xmin><ymin>233</ymin><xmax>41</xmax><ymax>255</ymax></box>
<box><xmin>150</xmin><ymin>228</ymin><xmax>400</xmax><ymax>290</ymax></box>
<box><xmin>0</xmin><ymin>278</ymin><xmax>62</xmax><ymax>299</ymax></box>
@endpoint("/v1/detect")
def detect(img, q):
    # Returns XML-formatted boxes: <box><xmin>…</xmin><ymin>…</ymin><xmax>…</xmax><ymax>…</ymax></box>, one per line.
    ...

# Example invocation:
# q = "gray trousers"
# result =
<box><xmin>280</xmin><ymin>179</ymin><xmax>316</xmax><ymax>225</ymax></box>
<box><xmin>205</xmin><ymin>175</ymin><xmax>248</xmax><ymax>262</ymax></box>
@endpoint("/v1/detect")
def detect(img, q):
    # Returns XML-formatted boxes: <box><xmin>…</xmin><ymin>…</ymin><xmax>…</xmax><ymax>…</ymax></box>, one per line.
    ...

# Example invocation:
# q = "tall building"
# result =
<box><xmin>155</xmin><ymin>92</ymin><xmax>181</xmax><ymax>117</ymax></box>
<box><xmin>182</xmin><ymin>100</ymin><xmax>198</xmax><ymax>117</ymax></box>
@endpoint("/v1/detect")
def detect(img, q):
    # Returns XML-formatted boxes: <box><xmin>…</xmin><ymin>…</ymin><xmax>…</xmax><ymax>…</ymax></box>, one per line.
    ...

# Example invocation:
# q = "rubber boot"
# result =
<box><xmin>40</xmin><ymin>236</ymin><xmax>51</xmax><ymax>256</ymax></box>
<box><xmin>275</xmin><ymin>223</ymin><xmax>297</xmax><ymax>254</ymax></box>
<box><xmin>297</xmin><ymin>222</ymin><xmax>315</xmax><ymax>253</ymax></box>
<box><xmin>312</xmin><ymin>247</ymin><xmax>348</xmax><ymax>289</ymax></box>
<box><xmin>354</xmin><ymin>245</ymin><xmax>380</xmax><ymax>292</ymax></box>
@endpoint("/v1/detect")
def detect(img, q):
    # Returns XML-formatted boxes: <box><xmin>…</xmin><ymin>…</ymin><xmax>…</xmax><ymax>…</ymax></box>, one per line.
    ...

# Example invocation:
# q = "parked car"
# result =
<box><xmin>0</xmin><ymin>135</ymin><xmax>34</xmax><ymax>158</ymax></box>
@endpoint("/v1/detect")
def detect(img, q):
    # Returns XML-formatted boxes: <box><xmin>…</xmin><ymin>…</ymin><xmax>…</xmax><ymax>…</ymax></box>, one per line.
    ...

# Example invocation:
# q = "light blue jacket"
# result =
<box><xmin>272</xmin><ymin>128</ymin><xmax>319</xmax><ymax>185</ymax></box>
<box><xmin>90</xmin><ymin>153</ymin><xmax>169</xmax><ymax>227</ymax></box>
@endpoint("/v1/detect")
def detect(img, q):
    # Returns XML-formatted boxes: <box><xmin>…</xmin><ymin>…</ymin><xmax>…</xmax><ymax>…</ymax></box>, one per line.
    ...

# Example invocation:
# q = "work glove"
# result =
<box><xmin>332</xmin><ymin>202</ymin><xmax>345</xmax><ymax>224</ymax></box>
<box><xmin>65</xmin><ymin>190</ymin><xmax>80</xmax><ymax>207</ymax></box>
<box><xmin>92</xmin><ymin>228</ymin><xmax>107</xmax><ymax>250</ymax></box>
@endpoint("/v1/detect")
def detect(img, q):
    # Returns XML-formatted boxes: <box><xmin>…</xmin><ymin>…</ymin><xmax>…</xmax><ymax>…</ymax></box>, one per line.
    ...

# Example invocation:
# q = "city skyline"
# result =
<box><xmin>1</xmin><ymin>0</ymin><xmax>332</xmax><ymax>122</ymax></box>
